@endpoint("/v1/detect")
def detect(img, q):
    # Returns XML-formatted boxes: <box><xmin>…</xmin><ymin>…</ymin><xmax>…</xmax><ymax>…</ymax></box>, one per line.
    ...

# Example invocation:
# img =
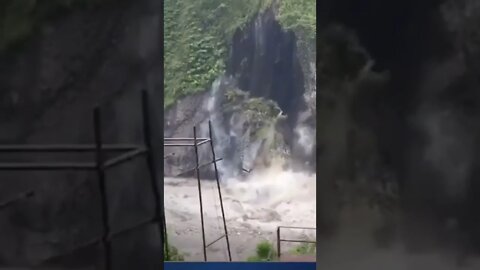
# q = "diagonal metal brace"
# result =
<box><xmin>206</xmin><ymin>234</ymin><xmax>226</xmax><ymax>248</ymax></box>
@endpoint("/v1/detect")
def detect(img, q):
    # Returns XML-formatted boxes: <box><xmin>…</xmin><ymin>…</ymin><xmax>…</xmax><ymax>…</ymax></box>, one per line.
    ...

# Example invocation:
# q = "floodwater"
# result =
<box><xmin>164</xmin><ymin>162</ymin><xmax>316</xmax><ymax>261</ymax></box>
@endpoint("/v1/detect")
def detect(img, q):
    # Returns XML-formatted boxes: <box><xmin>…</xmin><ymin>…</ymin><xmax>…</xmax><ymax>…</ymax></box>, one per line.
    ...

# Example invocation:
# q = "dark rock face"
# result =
<box><xmin>227</xmin><ymin>8</ymin><xmax>306</xmax><ymax>132</ymax></box>
<box><xmin>0</xmin><ymin>0</ymin><xmax>164</xmax><ymax>268</ymax></box>
<box><xmin>163</xmin><ymin>89</ymin><xmax>214</xmax><ymax>178</ymax></box>
<box><xmin>320</xmin><ymin>0</ymin><xmax>480</xmax><ymax>255</ymax></box>
<box><xmin>228</xmin><ymin>8</ymin><xmax>315</xmax><ymax>172</ymax></box>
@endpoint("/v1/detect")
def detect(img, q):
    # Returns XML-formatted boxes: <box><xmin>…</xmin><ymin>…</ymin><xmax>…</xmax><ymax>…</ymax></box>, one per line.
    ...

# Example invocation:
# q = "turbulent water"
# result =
<box><xmin>164</xmin><ymin>159</ymin><xmax>316</xmax><ymax>261</ymax></box>
<box><xmin>224</xmin><ymin>159</ymin><xmax>316</xmax><ymax>211</ymax></box>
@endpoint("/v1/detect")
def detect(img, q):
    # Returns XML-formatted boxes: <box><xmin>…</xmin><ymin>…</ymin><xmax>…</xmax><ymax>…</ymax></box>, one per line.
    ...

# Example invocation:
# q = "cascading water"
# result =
<box><xmin>201</xmin><ymin>77</ymin><xmax>237</xmax><ymax>180</ymax></box>
<box><xmin>198</xmin><ymin>76</ymin><xmax>263</xmax><ymax>181</ymax></box>
<box><xmin>198</xmin><ymin>75</ymin><xmax>305</xmax><ymax>181</ymax></box>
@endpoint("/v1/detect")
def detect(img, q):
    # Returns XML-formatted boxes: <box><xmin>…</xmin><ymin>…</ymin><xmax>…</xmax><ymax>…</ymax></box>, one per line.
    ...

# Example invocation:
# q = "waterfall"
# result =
<box><xmin>201</xmin><ymin>76</ymin><xmax>241</xmax><ymax>181</ymax></box>
<box><xmin>199</xmin><ymin>75</ymin><xmax>280</xmax><ymax>181</ymax></box>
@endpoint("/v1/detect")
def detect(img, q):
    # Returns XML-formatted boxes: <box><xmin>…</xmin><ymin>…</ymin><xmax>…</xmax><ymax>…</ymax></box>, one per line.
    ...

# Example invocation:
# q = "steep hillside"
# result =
<box><xmin>164</xmin><ymin>0</ymin><xmax>315</xmax><ymax>108</ymax></box>
<box><xmin>164</xmin><ymin>0</ymin><xmax>316</xmax><ymax>178</ymax></box>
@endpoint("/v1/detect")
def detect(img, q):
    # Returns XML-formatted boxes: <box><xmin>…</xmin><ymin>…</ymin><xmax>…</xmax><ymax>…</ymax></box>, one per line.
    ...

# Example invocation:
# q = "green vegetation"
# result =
<box><xmin>164</xmin><ymin>243</ymin><xmax>185</xmax><ymax>261</ymax></box>
<box><xmin>224</xmin><ymin>88</ymin><xmax>288</xmax><ymax>162</ymax></box>
<box><xmin>244</xmin><ymin>97</ymin><xmax>281</xmax><ymax>123</ymax></box>
<box><xmin>277</xmin><ymin>0</ymin><xmax>316</xmax><ymax>44</ymax></box>
<box><xmin>0</xmin><ymin>0</ymin><xmax>113</xmax><ymax>53</ymax></box>
<box><xmin>246</xmin><ymin>241</ymin><xmax>316</xmax><ymax>262</ymax></box>
<box><xmin>247</xmin><ymin>240</ymin><xmax>278</xmax><ymax>262</ymax></box>
<box><xmin>164</xmin><ymin>0</ymin><xmax>316</xmax><ymax>108</ymax></box>
<box><xmin>225</xmin><ymin>90</ymin><xmax>282</xmax><ymax>140</ymax></box>
<box><xmin>164</xmin><ymin>0</ymin><xmax>272</xmax><ymax>108</ymax></box>
<box><xmin>289</xmin><ymin>243</ymin><xmax>316</xmax><ymax>256</ymax></box>
<box><xmin>225</xmin><ymin>88</ymin><xmax>249</xmax><ymax>104</ymax></box>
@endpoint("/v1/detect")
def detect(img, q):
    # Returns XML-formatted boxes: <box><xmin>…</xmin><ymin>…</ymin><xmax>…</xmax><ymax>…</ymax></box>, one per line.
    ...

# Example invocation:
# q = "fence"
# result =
<box><xmin>0</xmin><ymin>90</ymin><xmax>165</xmax><ymax>270</ymax></box>
<box><xmin>276</xmin><ymin>226</ymin><xmax>316</xmax><ymax>259</ymax></box>
<box><xmin>164</xmin><ymin>121</ymin><xmax>232</xmax><ymax>262</ymax></box>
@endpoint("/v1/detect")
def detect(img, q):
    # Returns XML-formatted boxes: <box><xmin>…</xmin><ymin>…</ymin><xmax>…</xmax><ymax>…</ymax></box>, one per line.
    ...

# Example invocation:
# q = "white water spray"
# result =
<box><xmin>201</xmin><ymin>77</ymin><xmax>242</xmax><ymax>180</ymax></box>
<box><xmin>164</xmin><ymin>158</ymin><xmax>317</xmax><ymax>261</ymax></box>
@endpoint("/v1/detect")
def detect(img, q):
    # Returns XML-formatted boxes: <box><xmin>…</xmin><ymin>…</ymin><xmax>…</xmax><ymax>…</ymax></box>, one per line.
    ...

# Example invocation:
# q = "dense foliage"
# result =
<box><xmin>247</xmin><ymin>240</ymin><xmax>278</xmax><ymax>261</ymax></box>
<box><xmin>164</xmin><ymin>0</ymin><xmax>316</xmax><ymax>108</ymax></box>
<box><xmin>277</xmin><ymin>0</ymin><xmax>316</xmax><ymax>44</ymax></box>
<box><xmin>164</xmin><ymin>0</ymin><xmax>272</xmax><ymax>108</ymax></box>
<box><xmin>164</xmin><ymin>242</ymin><xmax>185</xmax><ymax>261</ymax></box>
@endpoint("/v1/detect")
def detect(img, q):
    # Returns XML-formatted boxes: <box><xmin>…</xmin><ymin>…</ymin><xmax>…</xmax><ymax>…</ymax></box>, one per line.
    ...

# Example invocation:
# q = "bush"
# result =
<box><xmin>277</xmin><ymin>0</ymin><xmax>316</xmax><ymax>44</ymax></box>
<box><xmin>164</xmin><ymin>243</ymin><xmax>185</xmax><ymax>261</ymax></box>
<box><xmin>247</xmin><ymin>240</ymin><xmax>278</xmax><ymax>262</ymax></box>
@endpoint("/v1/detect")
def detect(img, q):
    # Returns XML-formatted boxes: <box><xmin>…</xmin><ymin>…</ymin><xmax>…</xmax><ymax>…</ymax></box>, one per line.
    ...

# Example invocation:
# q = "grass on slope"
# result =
<box><xmin>164</xmin><ymin>0</ymin><xmax>316</xmax><ymax>108</ymax></box>
<box><xmin>164</xmin><ymin>0</ymin><xmax>273</xmax><ymax>108</ymax></box>
<box><xmin>277</xmin><ymin>0</ymin><xmax>316</xmax><ymax>44</ymax></box>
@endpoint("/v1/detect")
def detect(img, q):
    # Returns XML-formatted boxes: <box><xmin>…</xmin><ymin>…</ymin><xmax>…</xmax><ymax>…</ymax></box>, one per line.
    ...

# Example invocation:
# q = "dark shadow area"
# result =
<box><xmin>0</xmin><ymin>0</ymin><xmax>165</xmax><ymax>268</ymax></box>
<box><xmin>318</xmin><ymin>0</ymin><xmax>480</xmax><ymax>267</ymax></box>
<box><xmin>227</xmin><ymin>9</ymin><xmax>306</xmax><ymax>132</ymax></box>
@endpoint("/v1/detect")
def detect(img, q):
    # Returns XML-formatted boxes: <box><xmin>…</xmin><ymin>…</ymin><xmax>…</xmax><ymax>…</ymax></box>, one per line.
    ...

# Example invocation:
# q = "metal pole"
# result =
<box><xmin>141</xmin><ymin>90</ymin><xmax>168</xmax><ymax>260</ymax></box>
<box><xmin>93</xmin><ymin>107</ymin><xmax>112</xmax><ymax>270</ymax></box>
<box><xmin>208</xmin><ymin>121</ymin><xmax>232</xmax><ymax>261</ymax></box>
<box><xmin>0</xmin><ymin>162</ymin><xmax>96</xmax><ymax>170</ymax></box>
<box><xmin>103</xmin><ymin>148</ymin><xmax>147</xmax><ymax>169</ymax></box>
<box><xmin>0</xmin><ymin>144</ymin><xmax>138</xmax><ymax>152</ymax></box>
<box><xmin>193</xmin><ymin>126</ymin><xmax>207</xmax><ymax>261</ymax></box>
<box><xmin>277</xmin><ymin>227</ymin><xmax>281</xmax><ymax>259</ymax></box>
<box><xmin>164</xmin><ymin>138</ymin><xmax>210</xmax><ymax>141</ymax></box>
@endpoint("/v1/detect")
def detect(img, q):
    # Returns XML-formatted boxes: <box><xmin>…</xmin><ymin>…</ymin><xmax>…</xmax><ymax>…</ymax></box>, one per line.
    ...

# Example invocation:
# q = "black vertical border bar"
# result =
<box><xmin>315</xmin><ymin>0</ymin><xmax>320</xmax><ymax>264</ymax></box>
<box><xmin>159</xmin><ymin>0</ymin><xmax>166</xmax><ymax>263</ymax></box>
<box><xmin>93</xmin><ymin>107</ymin><xmax>112</xmax><ymax>270</ymax></box>
<box><xmin>193</xmin><ymin>126</ymin><xmax>207</xmax><ymax>261</ymax></box>
<box><xmin>141</xmin><ymin>90</ymin><xmax>168</xmax><ymax>260</ymax></box>
<box><xmin>208</xmin><ymin>120</ymin><xmax>232</xmax><ymax>261</ymax></box>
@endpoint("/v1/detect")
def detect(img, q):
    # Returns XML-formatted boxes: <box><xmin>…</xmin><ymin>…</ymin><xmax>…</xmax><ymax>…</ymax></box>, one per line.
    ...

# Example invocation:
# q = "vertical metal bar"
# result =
<box><xmin>208</xmin><ymin>121</ymin><xmax>232</xmax><ymax>261</ymax></box>
<box><xmin>277</xmin><ymin>227</ymin><xmax>281</xmax><ymax>259</ymax></box>
<box><xmin>193</xmin><ymin>126</ymin><xmax>207</xmax><ymax>261</ymax></box>
<box><xmin>141</xmin><ymin>90</ymin><xmax>169</xmax><ymax>261</ymax></box>
<box><xmin>161</xmin><ymin>206</ymin><xmax>168</xmax><ymax>261</ymax></box>
<box><xmin>93</xmin><ymin>107</ymin><xmax>112</xmax><ymax>270</ymax></box>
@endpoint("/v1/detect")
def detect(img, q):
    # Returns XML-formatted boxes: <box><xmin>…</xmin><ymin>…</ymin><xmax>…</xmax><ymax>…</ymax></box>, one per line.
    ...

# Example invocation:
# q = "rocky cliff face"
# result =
<box><xmin>164</xmin><ymin>6</ymin><xmax>316</xmax><ymax>179</ymax></box>
<box><xmin>0</xmin><ymin>1</ymin><xmax>164</xmax><ymax>268</ymax></box>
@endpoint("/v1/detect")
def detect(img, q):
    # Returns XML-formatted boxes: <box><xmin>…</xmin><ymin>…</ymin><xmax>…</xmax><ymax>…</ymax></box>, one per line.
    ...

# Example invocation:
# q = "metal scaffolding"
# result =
<box><xmin>0</xmin><ymin>90</ymin><xmax>166</xmax><ymax>270</ymax></box>
<box><xmin>276</xmin><ymin>226</ymin><xmax>316</xmax><ymax>259</ymax></box>
<box><xmin>164</xmin><ymin>121</ymin><xmax>232</xmax><ymax>262</ymax></box>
